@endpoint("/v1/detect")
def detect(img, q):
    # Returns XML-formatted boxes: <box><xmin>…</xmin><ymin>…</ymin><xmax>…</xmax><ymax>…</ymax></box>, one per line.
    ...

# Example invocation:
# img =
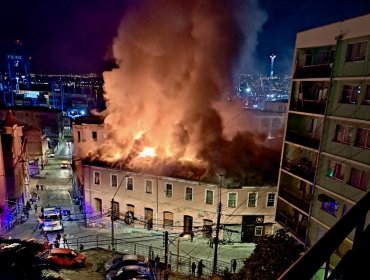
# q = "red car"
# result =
<box><xmin>47</xmin><ymin>248</ymin><xmax>86</xmax><ymax>267</ymax></box>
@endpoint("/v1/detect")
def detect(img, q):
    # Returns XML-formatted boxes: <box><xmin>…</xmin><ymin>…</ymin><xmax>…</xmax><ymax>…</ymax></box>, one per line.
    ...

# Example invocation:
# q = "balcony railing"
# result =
<box><xmin>282</xmin><ymin>158</ymin><xmax>316</xmax><ymax>182</ymax></box>
<box><xmin>279</xmin><ymin>188</ymin><xmax>311</xmax><ymax>214</ymax></box>
<box><xmin>278</xmin><ymin>190</ymin><xmax>370</xmax><ymax>280</ymax></box>
<box><xmin>276</xmin><ymin>211</ymin><xmax>307</xmax><ymax>242</ymax></box>
<box><xmin>294</xmin><ymin>64</ymin><xmax>332</xmax><ymax>79</ymax></box>
<box><xmin>286</xmin><ymin>130</ymin><xmax>320</xmax><ymax>150</ymax></box>
<box><xmin>290</xmin><ymin>99</ymin><xmax>327</xmax><ymax>115</ymax></box>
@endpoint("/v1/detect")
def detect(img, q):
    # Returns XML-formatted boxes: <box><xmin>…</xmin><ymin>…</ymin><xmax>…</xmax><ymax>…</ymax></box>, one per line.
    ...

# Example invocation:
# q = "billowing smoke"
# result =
<box><xmin>87</xmin><ymin>0</ymin><xmax>279</xmax><ymax>186</ymax></box>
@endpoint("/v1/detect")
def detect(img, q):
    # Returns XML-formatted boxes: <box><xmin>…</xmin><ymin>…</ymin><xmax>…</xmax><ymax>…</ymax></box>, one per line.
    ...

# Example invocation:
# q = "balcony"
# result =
<box><xmin>294</xmin><ymin>64</ymin><xmax>332</xmax><ymax>79</ymax></box>
<box><xmin>279</xmin><ymin>190</ymin><xmax>370</xmax><ymax>280</ymax></box>
<box><xmin>290</xmin><ymin>99</ymin><xmax>327</xmax><ymax>115</ymax></box>
<box><xmin>285</xmin><ymin>130</ymin><xmax>320</xmax><ymax>150</ymax></box>
<box><xmin>282</xmin><ymin>158</ymin><xmax>316</xmax><ymax>182</ymax></box>
<box><xmin>276</xmin><ymin>211</ymin><xmax>307</xmax><ymax>242</ymax></box>
<box><xmin>278</xmin><ymin>188</ymin><xmax>311</xmax><ymax>214</ymax></box>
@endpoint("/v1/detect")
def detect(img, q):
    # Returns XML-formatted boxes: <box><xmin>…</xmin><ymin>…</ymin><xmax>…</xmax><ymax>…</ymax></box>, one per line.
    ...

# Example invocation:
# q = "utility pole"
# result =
<box><xmin>213</xmin><ymin>174</ymin><xmax>223</xmax><ymax>275</ymax></box>
<box><xmin>111</xmin><ymin>198</ymin><xmax>115</xmax><ymax>250</ymax></box>
<box><xmin>164</xmin><ymin>231</ymin><xmax>169</xmax><ymax>280</ymax></box>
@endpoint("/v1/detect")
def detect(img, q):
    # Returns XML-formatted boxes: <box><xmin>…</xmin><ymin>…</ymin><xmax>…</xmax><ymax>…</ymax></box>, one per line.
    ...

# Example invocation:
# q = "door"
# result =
<box><xmin>184</xmin><ymin>215</ymin><xmax>193</xmax><ymax>234</ymax></box>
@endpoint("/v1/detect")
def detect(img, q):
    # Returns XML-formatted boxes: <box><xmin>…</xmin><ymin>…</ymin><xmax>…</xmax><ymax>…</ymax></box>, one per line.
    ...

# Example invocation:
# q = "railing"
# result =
<box><xmin>278</xmin><ymin>190</ymin><xmax>370</xmax><ymax>280</ymax></box>
<box><xmin>65</xmin><ymin>234</ymin><xmax>230</xmax><ymax>278</ymax></box>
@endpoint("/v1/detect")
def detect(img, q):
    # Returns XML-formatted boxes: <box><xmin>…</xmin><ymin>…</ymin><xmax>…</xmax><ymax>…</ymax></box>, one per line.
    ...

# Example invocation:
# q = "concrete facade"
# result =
<box><xmin>276</xmin><ymin>13</ymin><xmax>370</xmax><ymax>268</ymax></box>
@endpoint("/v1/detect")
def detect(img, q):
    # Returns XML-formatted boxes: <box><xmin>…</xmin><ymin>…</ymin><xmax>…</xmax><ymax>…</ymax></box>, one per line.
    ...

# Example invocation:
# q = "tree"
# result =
<box><xmin>233</xmin><ymin>229</ymin><xmax>304</xmax><ymax>280</ymax></box>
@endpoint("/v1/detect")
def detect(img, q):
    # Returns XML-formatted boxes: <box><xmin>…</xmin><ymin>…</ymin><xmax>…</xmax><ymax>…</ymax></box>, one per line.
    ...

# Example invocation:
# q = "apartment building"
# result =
<box><xmin>276</xmin><ymin>13</ymin><xmax>370</xmax><ymax>267</ymax></box>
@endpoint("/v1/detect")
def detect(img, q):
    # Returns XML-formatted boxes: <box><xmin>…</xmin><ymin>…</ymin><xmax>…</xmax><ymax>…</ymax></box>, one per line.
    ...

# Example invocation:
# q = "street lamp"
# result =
<box><xmin>111</xmin><ymin>174</ymin><xmax>130</xmax><ymax>250</ymax></box>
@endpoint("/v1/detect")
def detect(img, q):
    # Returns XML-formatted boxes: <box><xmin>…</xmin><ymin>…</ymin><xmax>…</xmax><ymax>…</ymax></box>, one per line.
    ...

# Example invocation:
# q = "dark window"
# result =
<box><xmin>340</xmin><ymin>85</ymin><xmax>360</xmax><ymax>104</ymax></box>
<box><xmin>346</xmin><ymin>41</ymin><xmax>367</xmax><ymax>62</ymax></box>
<box><xmin>355</xmin><ymin>128</ymin><xmax>370</xmax><ymax>149</ymax></box>
<box><xmin>349</xmin><ymin>167</ymin><xmax>369</xmax><ymax>191</ymax></box>
<box><xmin>92</xmin><ymin>131</ymin><xmax>97</xmax><ymax>141</ymax></box>
<box><xmin>77</xmin><ymin>131</ymin><xmax>81</xmax><ymax>142</ymax></box>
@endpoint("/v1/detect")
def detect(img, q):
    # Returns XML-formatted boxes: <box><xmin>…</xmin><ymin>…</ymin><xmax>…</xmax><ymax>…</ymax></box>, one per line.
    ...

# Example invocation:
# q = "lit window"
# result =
<box><xmin>346</xmin><ymin>41</ymin><xmax>367</xmax><ymax>62</ymax></box>
<box><xmin>227</xmin><ymin>193</ymin><xmax>237</xmax><ymax>208</ymax></box>
<box><xmin>266</xmin><ymin>193</ymin><xmax>276</xmax><ymax>207</ymax></box>
<box><xmin>165</xmin><ymin>184</ymin><xmax>173</xmax><ymax>197</ymax></box>
<box><xmin>126</xmin><ymin>177</ymin><xmax>134</xmax><ymax>190</ymax></box>
<box><xmin>248</xmin><ymin>192</ymin><xmax>258</xmax><ymax>207</ymax></box>
<box><xmin>205</xmin><ymin>190</ymin><xmax>214</xmax><ymax>205</ymax></box>
<box><xmin>93</xmin><ymin>171</ymin><xmax>100</xmax><ymax>185</ymax></box>
<box><xmin>255</xmin><ymin>226</ymin><xmax>263</xmax><ymax>236</ymax></box>
<box><xmin>349</xmin><ymin>167</ymin><xmax>369</xmax><ymax>191</ymax></box>
<box><xmin>355</xmin><ymin>128</ymin><xmax>370</xmax><ymax>149</ymax></box>
<box><xmin>145</xmin><ymin>180</ymin><xmax>153</xmax><ymax>194</ymax></box>
<box><xmin>340</xmin><ymin>85</ymin><xmax>360</xmax><ymax>104</ymax></box>
<box><xmin>318</xmin><ymin>194</ymin><xmax>339</xmax><ymax>216</ymax></box>
<box><xmin>335</xmin><ymin>124</ymin><xmax>353</xmax><ymax>144</ymax></box>
<box><xmin>110</xmin><ymin>174</ymin><xmax>118</xmax><ymax>187</ymax></box>
<box><xmin>185</xmin><ymin>187</ymin><xmax>193</xmax><ymax>201</ymax></box>
<box><xmin>327</xmin><ymin>160</ymin><xmax>345</xmax><ymax>181</ymax></box>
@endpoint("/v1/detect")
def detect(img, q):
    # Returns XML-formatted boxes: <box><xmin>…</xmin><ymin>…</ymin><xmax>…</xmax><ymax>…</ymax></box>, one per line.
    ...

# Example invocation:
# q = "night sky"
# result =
<box><xmin>1</xmin><ymin>0</ymin><xmax>369</xmax><ymax>75</ymax></box>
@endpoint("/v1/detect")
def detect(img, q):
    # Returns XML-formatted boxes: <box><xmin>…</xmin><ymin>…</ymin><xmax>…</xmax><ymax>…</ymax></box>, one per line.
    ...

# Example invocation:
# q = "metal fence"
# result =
<box><xmin>66</xmin><ymin>234</ymin><xmax>230</xmax><ymax>278</ymax></box>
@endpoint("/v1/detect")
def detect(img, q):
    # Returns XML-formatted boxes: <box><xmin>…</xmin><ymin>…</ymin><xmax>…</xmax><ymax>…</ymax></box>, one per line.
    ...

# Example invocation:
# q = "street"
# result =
<box><xmin>8</xmin><ymin>140</ymin><xmax>256</xmax><ymax>275</ymax></box>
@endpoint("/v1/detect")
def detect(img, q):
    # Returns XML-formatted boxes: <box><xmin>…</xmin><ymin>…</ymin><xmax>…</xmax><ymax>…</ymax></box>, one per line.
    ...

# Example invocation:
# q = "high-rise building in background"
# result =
<box><xmin>276</xmin><ymin>13</ymin><xmax>370</xmax><ymax>273</ymax></box>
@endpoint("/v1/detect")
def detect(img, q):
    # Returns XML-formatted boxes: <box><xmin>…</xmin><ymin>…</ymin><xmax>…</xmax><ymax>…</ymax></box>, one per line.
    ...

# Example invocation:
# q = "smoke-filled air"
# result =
<box><xmin>86</xmin><ymin>0</ymin><xmax>280</xmax><ymax>186</ymax></box>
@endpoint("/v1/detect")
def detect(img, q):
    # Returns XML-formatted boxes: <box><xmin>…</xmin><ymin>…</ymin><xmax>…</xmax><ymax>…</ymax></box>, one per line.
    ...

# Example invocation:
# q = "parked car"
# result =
<box><xmin>105</xmin><ymin>254</ymin><xmax>148</xmax><ymax>273</ymax></box>
<box><xmin>106</xmin><ymin>264</ymin><xmax>153</xmax><ymax>280</ymax></box>
<box><xmin>46</xmin><ymin>248</ymin><xmax>86</xmax><ymax>267</ymax></box>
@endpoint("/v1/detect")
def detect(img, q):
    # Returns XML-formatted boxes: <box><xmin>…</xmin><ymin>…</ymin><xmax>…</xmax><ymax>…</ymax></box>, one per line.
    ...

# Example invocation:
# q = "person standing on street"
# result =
<box><xmin>34</xmin><ymin>204</ymin><xmax>38</xmax><ymax>213</ymax></box>
<box><xmin>232</xmin><ymin>259</ymin><xmax>237</xmax><ymax>273</ymax></box>
<box><xmin>197</xmin><ymin>260</ymin><xmax>205</xmax><ymax>278</ymax></box>
<box><xmin>192</xmin><ymin>262</ymin><xmax>196</xmax><ymax>276</ymax></box>
<box><xmin>62</xmin><ymin>233</ymin><xmax>68</xmax><ymax>248</ymax></box>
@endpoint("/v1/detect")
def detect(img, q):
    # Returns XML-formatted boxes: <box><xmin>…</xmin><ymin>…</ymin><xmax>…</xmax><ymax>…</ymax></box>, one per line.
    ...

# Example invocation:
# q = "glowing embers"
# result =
<box><xmin>138</xmin><ymin>147</ymin><xmax>156</xmax><ymax>158</ymax></box>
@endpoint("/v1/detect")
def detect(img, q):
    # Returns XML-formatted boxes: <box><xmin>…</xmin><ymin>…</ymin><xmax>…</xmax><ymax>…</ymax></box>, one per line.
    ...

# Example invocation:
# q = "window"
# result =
<box><xmin>248</xmin><ymin>192</ymin><xmax>258</xmax><ymax>207</ymax></box>
<box><xmin>165</xmin><ymin>184</ymin><xmax>173</xmax><ymax>197</ymax></box>
<box><xmin>77</xmin><ymin>131</ymin><xmax>81</xmax><ymax>142</ymax></box>
<box><xmin>335</xmin><ymin>124</ymin><xmax>353</xmax><ymax>144</ymax></box>
<box><xmin>185</xmin><ymin>187</ymin><xmax>193</xmax><ymax>201</ymax></box>
<box><xmin>145</xmin><ymin>180</ymin><xmax>153</xmax><ymax>194</ymax></box>
<box><xmin>349</xmin><ymin>167</ymin><xmax>369</xmax><ymax>191</ymax></box>
<box><xmin>126</xmin><ymin>177</ymin><xmax>134</xmax><ymax>190</ymax></box>
<box><xmin>266</xmin><ymin>193</ymin><xmax>276</xmax><ymax>207</ymax></box>
<box><xmin>93</xmin><ymin>171</ymin><xmax>100</xmax><ymax>185</ymax></box>
<box><xmin>340</xmin><ymin>85</ymin><xmax>360</xmax><ymax>104</ymax></box>
<box><xmin>346</xmin><ymin>41</ymin><xmax>367</xmax><ymax>62</ymax></box>
<box><xmin>92</xmin><ymin>131</ymin><xmax>97</xmax><ymax>141</ymax></box>
<box><xmin>318</xmin><ymin>194</ymin><xmax>339</xmax><ymax>216</ymax></box>
<box><xmin>110</xmin><ymin>174</ymin><xmax>118</xmax><ymax>187</ymax></box>
<box><xmin>205</xmin><ymin>190</ymin><xmax>214</xmax><ymax>205</ymax></box>
<box><xmin>255</xmin><ymin>226</ymin><xmax>263</xmax><ymax>236</ymax></box>
<box><xmin>363</xmin><ymin>85</ymin><xmax>370</xmax><ymax>105</ymax></box>
<box><xmin>227</xmin><ymin>193</ymin><xmax>237</xmax><ymax>208</ymax></box>
<box><xmin>356</xmin><ymin>128</ymin><xmax>370</xmax><ymax>149</ymax></box>
<box><xmin>327</xmin><ymin>160</ymin><xmax>345</xmax><ymax>181</ymax></box>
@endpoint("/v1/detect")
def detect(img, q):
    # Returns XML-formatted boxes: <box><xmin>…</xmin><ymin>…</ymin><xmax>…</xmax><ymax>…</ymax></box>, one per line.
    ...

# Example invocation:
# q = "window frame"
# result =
<box><xmin>348</xmin><ymin>167</ymin><xmax>369</xmax><ymax>191</ymax></box>
<box><xmin>266</xmin><ymin>192</ymin><xmax>276</xmax><ymax>207</ymax></box>
<box><xmin>340</xmin><ymin>84</ymin><xmax>360</xmax><ymax>104</ymax></box>
<box><xmin>145</xmin><ymin>180</ymin><xmax>153</xmax><ymax>194</ymax></box>
<box><xmin>185</xmin><ymin>186</ymin><xmax>193</xmax><ymax>201</ymax></box>
<box><xmin>93</xmin><ymin>171</ymin><xmax>100</xmax><ymax>185</ymax></box>
<box><xmin>110</xmin><ymin>174</ymin><xmax>118</xmax><ymax>188</ymax></box>
<box><xmin>355</xmin><ymin>128</ymin><xmax>370</xmax><ymax>149</ymax></box>
<box><xmin>255</xmin><ymin>226</ymin><xmax>263</xmax><ymax>236</ymax></box>
<box><xmin>345</xmin><ymin>41</ymin><xmax>368</xmax><ymax>62</ymax></box>
<box><xmin>327</xmin><ymin>160</ymin><xmax>345</xmax><ymax>181</ymax></box>
<box><xmin>165</xmin><ymin>183</ymin><xmax>173</xmax><ymax>198</ymax></box>
<box><xmin>335</xmin><ymin>124</ymin><xmax>353</xmax><ymax>144</ymax></box>
<box><xmin>247</xmin><ymin>192</ymin><xmax>258</xmax><ymax>208</ymax></box>
<box><xmin>205</xmin><ymin>189</ymin><xmax>214</xmax><ymax>205</ymax></box>
<box><xmin>227</xmin><ymin>192</ymin><xmax>238</xmax><ymax>208</ymax></box>
<box><xmin>126</xmin><ymin>177</ymin><xmax>134</xmax><ymax>191</ymax></box>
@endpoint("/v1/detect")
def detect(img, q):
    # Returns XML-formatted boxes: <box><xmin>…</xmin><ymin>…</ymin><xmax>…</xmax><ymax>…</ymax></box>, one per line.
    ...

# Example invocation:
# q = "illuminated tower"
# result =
<box><xmin>269</xmin><ymin>53</ymin><xmax>276</xmax><ymax>78</ymax></box>
<box><xmin>6</xmin><ymin>40</ymin><xmax>31</xmax><ymax>94</ymax></box>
